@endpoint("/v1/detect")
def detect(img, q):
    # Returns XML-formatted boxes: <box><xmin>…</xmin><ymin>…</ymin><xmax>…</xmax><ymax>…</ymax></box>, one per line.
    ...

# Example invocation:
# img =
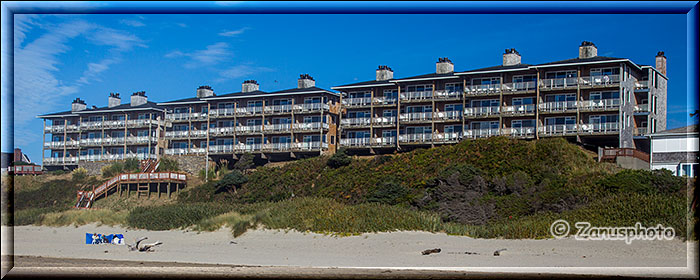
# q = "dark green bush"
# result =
<box><xmin>327</xmin><ymin>148</ymin><xmax>351</xmax><ymax>168</ymax></box>
<box><xmin>598</xmin><ymin>169</ymin><xmax>684</xmax><ymax>194</ymax></box>
<box><xmin>234</xmin><ymin>153</ymin><xmax>255</xmax><ymax>172</ymax></box>
<box><xmin>365</xmin><ymin>181</ymin><xmax>409</xmax><ymax>205</ymax></box>
<box><xmin>215</xmin><ymin>170</ymin><xmax>248</xmax><ymax>194</ymax></box>
<box><xmin>126</xmin><ymin>203</ymin><xmax>235</xmax><ymax>230</ymax></box>
<box><xmin>157</xmin><ymin>157</ymin><xmax>179</xmax><ymax>172</ymax></box>
<box><xmin>49</xmin><ymin>170</ymin><xmax>67</xmax><ymax>176</ymax></box>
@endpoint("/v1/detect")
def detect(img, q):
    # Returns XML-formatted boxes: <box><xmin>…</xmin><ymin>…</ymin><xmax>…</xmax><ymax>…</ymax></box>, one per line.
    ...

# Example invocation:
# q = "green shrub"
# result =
<box><xmin>124</xmin><ymin>158</ymin><xmax>140</xmax><ymax>172</ymax></box>
<box><xmin>234</xmin><ymin>153</ymin><xmax>255</xmax><ymax>172</ymax></box>
<box><xmin>198</xmin><ymin>168</ymin><xmax>216</xmax><ymax>181</ymax></box>
<box><xmin>365</xmin><ymin>181</ymin><xmax>409</xmax><ymax>205</ymax></box>
<box><xmin>157</xmin><ymin>157</ymin><xmax>179</xmax><ymax>172</ymax></box>
<box><xmin>598</xmin><ymin>169</ymin><xmax>684</xmax><ymax>194</ymax></box>
<box><xmin>327</xmin><ymin>148</ymin><xmax>351</xmax><ymax>168</ymax></box>
<box><xmin>49</xmin><ymin>170</ymin><xmax>67</xmax><ymax>176</ymax></box>
<box><xmin>126</xmin><ymin>203</ymin><xmax>235</xmax><ymax>230</ymax></box>
<box><xmin>71</xmin><ymin>167</ymin><xmax>88</xmax><ymax>182</ymax></box>
<box><xmin>215</xmin><ymin>170</ymin><xmax>248</xmax><ymax>194</ymax></box>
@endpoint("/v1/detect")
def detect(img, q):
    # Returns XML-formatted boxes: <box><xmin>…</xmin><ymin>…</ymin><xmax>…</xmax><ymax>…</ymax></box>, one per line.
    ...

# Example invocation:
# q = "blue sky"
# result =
<box><xmin>5</xmin><ymin>12</ymin><xmax>696</xmax><ymax>164</ymax></box>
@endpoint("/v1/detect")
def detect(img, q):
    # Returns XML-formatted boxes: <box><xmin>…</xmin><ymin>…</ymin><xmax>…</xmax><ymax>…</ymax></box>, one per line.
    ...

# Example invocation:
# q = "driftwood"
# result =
<box><xmin>421</xmin><ymin>248</ymin><xmax>441</xmax><ymax>255</ymax></box>
<box><xmin>493</xmin><ymin>248</ymin><xmax>507</xmax><ymax>256</ymax></box>
<box><xmin>127</xmin><ymin>237</ymin><xmax>163</xmax><ymax>252</ymax></box>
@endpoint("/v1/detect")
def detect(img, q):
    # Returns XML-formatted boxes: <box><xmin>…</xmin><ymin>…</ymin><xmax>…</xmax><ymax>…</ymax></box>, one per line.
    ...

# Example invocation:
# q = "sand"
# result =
<box><xmin>3</xmin><ymin>224</ymin><xmax>697</xmax><ymax>277</ymax></box>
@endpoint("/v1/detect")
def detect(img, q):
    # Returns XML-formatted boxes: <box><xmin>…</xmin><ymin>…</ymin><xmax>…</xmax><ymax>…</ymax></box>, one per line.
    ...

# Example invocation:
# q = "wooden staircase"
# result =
<box><xmin>75</xmin><ymin>159</ymin><xmax>187</xmax><ymax>209</ymax></box>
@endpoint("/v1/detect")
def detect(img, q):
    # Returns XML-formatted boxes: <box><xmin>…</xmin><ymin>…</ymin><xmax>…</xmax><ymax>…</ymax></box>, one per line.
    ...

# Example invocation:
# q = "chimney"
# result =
<box><xmin>502</xmin><ymin>48</ymin><xmax>522</xmax><ymax>66</ymax></box>
<box><xmin>196</xmin><ymin>85</ymin><xmax>214</xmax><ymax>98</ymax></box>
<box><xmin>655</xmin><ymin>51</ymin><xmax>667</xmax><ymax>76</ymax></box>
<box><xmin>436</xmin><ymin>57</ymin><xmax>454</xmax><ymax>74</ymax></box>
<box><xmin>578</xmin><ymin>41</ymin><xmax>598</xmax><ymax>59</ymax></box>
<box><xmin>130</xmin><ymin>91</ymin><xmax>147</xmax><ymax>106</ymax></box>
<box><xmin>242</xmin><ymin>80</ymin><xmax>260</xmax><ymax>93</ymax></box>
<box><xmin>376</xmin><ymin>65</ymin><xmax>394</xmax><ymax>81</ymax></box>
<box><xmin>108</xmin><ymin>92</ymin><xmax>121</xmax><ymax>108</ymax></box>
<box><xmin>297</xmin><ymin>74</ymin><xmax>315</xmax><ymax>88</ymax></box>
<box><xmin>71</xmin><ymin>98</ymin><xmax>86</xmax><ymax>112</ymax></box>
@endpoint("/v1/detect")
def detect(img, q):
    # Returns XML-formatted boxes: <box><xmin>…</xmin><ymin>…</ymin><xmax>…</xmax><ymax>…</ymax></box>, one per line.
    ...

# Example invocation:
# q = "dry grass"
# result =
<box><xmin>40</xmin><ymin>209</ymin><xmax>129</xmax><ymax>227</ymax></box>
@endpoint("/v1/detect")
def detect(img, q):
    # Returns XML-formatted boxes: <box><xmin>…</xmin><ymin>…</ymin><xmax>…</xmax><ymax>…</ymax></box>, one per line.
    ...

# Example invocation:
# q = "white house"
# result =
<box><xmin>650</xmin><ymin>125</ymin><xmax>699</xmax><ymax>177</ymax></box>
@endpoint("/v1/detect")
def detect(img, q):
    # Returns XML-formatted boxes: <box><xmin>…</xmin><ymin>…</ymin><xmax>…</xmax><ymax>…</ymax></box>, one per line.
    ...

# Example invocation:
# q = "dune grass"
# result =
<box><xmin>40</xmin><ymin>209</ymin><xmax>129</xmax><ymax>227</ymax></box>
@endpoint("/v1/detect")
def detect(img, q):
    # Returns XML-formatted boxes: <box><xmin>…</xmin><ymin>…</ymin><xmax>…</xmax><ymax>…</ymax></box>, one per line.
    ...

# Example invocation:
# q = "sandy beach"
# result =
<box><xmin>3</xmin><ymin>224</ymin><xmax>697</xmax><ymax>277</ymax></box>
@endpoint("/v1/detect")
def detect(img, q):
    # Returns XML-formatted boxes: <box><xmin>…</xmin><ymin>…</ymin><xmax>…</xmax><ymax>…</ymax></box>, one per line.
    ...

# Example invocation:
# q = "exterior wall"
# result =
<box><xmin>78</xmin><ymin>161</ymin><xmax>114</xmax><ymax>176</ymax></box>
<box><xmin>171</xmin><ymin>155</ymin><xmax>211</xmax><ymax>176</ymax></box>
<box><xmin>618</xmin><ymin>63</ymin><xmax>637</xmax><ymax>148</ymax></box>
<box><xmin>615</xmin><ymin>156</ymin><xmax>650</xmax><ymax>170</ymax></box>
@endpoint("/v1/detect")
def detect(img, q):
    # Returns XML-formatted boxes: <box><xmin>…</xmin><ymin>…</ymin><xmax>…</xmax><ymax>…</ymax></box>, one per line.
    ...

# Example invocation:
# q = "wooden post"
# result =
<box><xmin>124</xmin><ymin>113</ymin><xmax>128</xmax><ymax>159</ymax></box>
<box><xmin>535</xmin><ymin>70</ymin><xmax>540</xmax><ymax>139</ymax></box>
<box><xmin>431</xmin><ymin>82</ymin><xmax>436</xmax><ymax>147</ymax></box>
<box><xmin>128</xmin><ymin>183</ymin><xmax>131</xmax><ymax>197</ymax></box>
<box><xmin>370</xmin><ymin>89</ymin><xmax>374</xmax><ymax>146</ymax></box>
<box><xmin>42</xmin><ymin>119</ymin><xmax>46</xmax><ymax>167</ymax></box>
<box><xmin>396</xmin><ymin>85</ymin><xmax>401</xmax><ymax>149</ymax></box>
<box><xmin>499</xmin><ymin>74</ymin><xmax>504</xmax><ymax>136</ymax></box>
<box><xmin>188</xmin><ymin>107</ymin><xmax>192</xmax><ymax>154</ymax></box>
<box><xmin>63</xmin><ymin>120</ymin><xmax>67</xmax><ymax>164</ymax></box>
<box><xmin>167</xmin><ymin>182</ymin><xmax>171</xmax><ymax>198</ymax></box>
<box><xmin>462</xmin><ymin>78</ymin><xmax>467</xmax><ymax>135</ymax></box>
<box><xmin>148</xmin><ymin>183</ymin><xmax>151</xmax><ymax>199</ymax></box>
<box><xmin>148</xmin><ymin>113</ymin><xmax>152</xmax><ymax>160</ymax></box>
<box><xmin>158</xmin><ymin>183</ymin><xmax>161</xmax><ymax>198</ymax></box>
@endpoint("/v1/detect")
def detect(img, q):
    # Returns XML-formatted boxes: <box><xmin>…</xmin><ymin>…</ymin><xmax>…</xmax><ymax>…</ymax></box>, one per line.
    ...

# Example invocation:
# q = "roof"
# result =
<box><xmin>157</xmin><ymin>96</ymin><xmax>206</xmax><ymax>105</ymax></box>
<box><xmin>267</xmin><ymin>86</ymin><xmax>339</xmax><ymax>96</ymax></box>
<box><xmin>456</xmin><ymin>63</ymin><xmax>532</xmax><ymax>75</ymax></box>
<box><xmin>37</xmin><ymin>109</ymin><xmax>78</xmax><ymax>118</ymax></box>
<box><xmin>75</xmin><ymin>101</ymin><xmax>165</xmax><ymax>114</ymax></box>
<box><xmin>651</xmin><ymin>125</ymin><xmax>699</xmax><ymax>136</ymax></box>
<box><xmin>390</xmin><ymin>72</ymin><xmax>459</xmax><ymax>82</ymax></box>
<box><xmin>331</xmin><ymin>80</ymin><xmax>395</xmax><ymax>90</ymax></box>
<box><xmin>534</xmin><ymin>56</ymin><xmax>626</xmax><ymax>66</ymax></box>
<box><xmin>206</xmin><ymin>90</ymin><xmax>270</xmax><ymax>99</ymax></box>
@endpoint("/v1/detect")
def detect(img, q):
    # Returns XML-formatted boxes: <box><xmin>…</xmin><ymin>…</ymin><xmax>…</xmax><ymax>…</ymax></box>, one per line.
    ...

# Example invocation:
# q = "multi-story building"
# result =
<box><xmin>332</xmin><ymin>41</ymin><xmax>667</xmax><ymax>153</ymax></box>
<box><xmin>38</xmin><ymin>41</ymin><xmax>667</xmax><ymax>170</ymax></box>
<box><xmin>39</xmin><ymin>75</ymin><xmax>339</xmax><ymax>170</ymax></box>
<box><xmin>38</xmin><ymin>92</ymin><xmax>164</xmax><ymax>169</ymax></box>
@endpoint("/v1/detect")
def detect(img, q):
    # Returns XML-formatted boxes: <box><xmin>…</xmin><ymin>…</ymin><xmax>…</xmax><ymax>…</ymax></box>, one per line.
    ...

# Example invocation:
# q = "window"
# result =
<box><xmin>471</xmin><ymin>77</ymin><xmax>500</xmax><ymax>85</ymax></box>
<box><xmin>545</xmin><ymin>70</ymin><xmax>577</xmax><ymax>79</ymax></box>
<box><xmin>174</xmin><ymin>107</ymin><xmax>189</xmax><ymax>113</ymax></box>
<box><xmin>53</xmin><ymin>119</ymin><xmax>65</xmax><ymax>126</ymax></box>
<box><xmin>590</xmin><ymin>91</ymin><xmax>620</xmax><ymax>100</ymax></box>
<box><xmin>246</xmin><ymin>137</ymin><xmax>263</xmax><ymax>145</ymax></box>
<box><xmin>330</xmin><ymin>136</ymin><xmax>335</xmax><ymax>144</ymax></box>
<box><xmin>348</xmin><ymin>91</ymin><xmax>371</xmax><ymax>99</ymax></box>
<box><xmin>677</xmin><ymin>163</ymin><xmax>697</xmax><ymax>177</ymax></box>
<box><xmin>590</xmin><ymin>67</ymin><xmax>620</xmax><ymax>76</ymax></box>
<box><xmin>303</xmin><ymin>135</ymin><xmax>321</xmax><ymax>143</ymax></box>
<box><xmin>137</xmin><ymin>130</ymin><xmax>149</xmax><ymax>137</ymax></box>
<box><xmin>545</xmin><ymin>94</ymin><xmax>575</xmax><ymax>102</ymax></box>
<box><xmin>272</xmin><ymin>118</ymin><xmax>292</xmax><ymax>124</ymax></box>
<box><xmin>545</xmin><ymin>117</ymin><xmax>575</xmax><ymax>125</ymax></box>
<box><xmin>471</xmin><ymin>121</ymin><xmax>499</xmax><ymax>129</ymax></box>
<box><xmin>445</xmin><ymin>125</ymin><xmax>463</xmax><ymax>133</ymax></box>
<box><xmin>112</xmin><ymin>115</ymin><xmax>125</xmax><ymax>120</ymax></box>
<box><xmin>403</xmin><ymin>84</ymin><xmax>433</xmax><ymax>93</ymax></box>
<box><xmin>52</xmin><ymin>135</ymin><xmax>64</xmax><ymax>141</ymax></box>
<box><xmin>382</xmin><ymin>130</ymin><xmax>397</xmax><ymax>138</ymax></box>
<box><xmin>445</xmin><ymin>104</ymin><xmax>463</xmax><ymax>111</ymax></box>
<box><xmin>111</xmin><ymin>131</ymin><xmax>125</xmax><ymax>138</ymax></box>
<box><xmin>304</xmin><ymin>116</ymin><xmax>322</xmax><ymax>123</ymax></box>
<box><xmin>512</xmin><ymin>75</ymin><xmax>537</xmax><ymax>83</ymax></box>
<box><xmin>405</xmin><ymin>105</ymin><xmax>431</xmax><ymax>113</ymax></box>
<box><xmin>272</xmin><ymin>98</ymin><xmax>293</xmax><ymax>105</ymax></box>
<box><xmin>218</xmin><ymin>102</ymin><xmax>234</xmax><ymax>109</ymax></box>
<box><xmin>88</xmin><ymin>116</ymin><xmax>103</xmax><ymax>122</ymax></box>
<box><xmin>218</xmin><ymin>120</ymin><xmax>235</xmax><ymax>127</ymax></box>
<box><xmin>347</xmin><ymin>111</ymin><xmax>370</xmax><ymax>118</ymax></box>
<box><xmin>589</xmin><ymin>115</ymin><xmax>618</xmax><ymax>124</ymax></box>
<box><xmin>304</xmin><ymin>97</ymin><xmax>322</xmax><ymax>104</ymax></box>
<box><xmin>471</xmin><ymin>99</ymin><xmax>499</xmax><ymax>107</ymax></box>
<box><xmin>382</xmin><ymin>109</ymin><xmax>397</xmax><ymax>117</ymax></box>
<box><xmin>405</xmin><ymin>126</ymin><xmax>431</xmax><ymax>134</ymax></box>
<box><xmin>173</xmin><ymin>124</ymin><xmax>189</xmax><ymax>131</ymax></box>
<box><xmin>445</xmin><ymin>83</ymin><xmax>463</xmax><ymax>92</ymax></box>
<box><xmin>347</xmin><ymin>131</ymin><xmax>371</xmax><ymax>139</ymax></box>
<box><xmin>383</xmin><ymin>89</ymin><xmax>398</xmax><ymax>99</ymax></box>
<box><xmin>512</xmin><ymin>119</ymin><xmax>536</xmax><ymax>128</ymax></box>
<box><xmin>137</xmin><ymin>114</ymin><xmax>148</xmax><ymax>120</ymax></box>
<box><xmin>512</xmin><ymin>97</ymin><xmax>535</xmax><ymax>105</ymax></box>
<box><xmin>247</xmin><ymin>100</ymin><xmax>263</xmax><ymax>107</ymax></box>
<box><xmin>247</xmin><ymin>119</ymin><xmax>262</xmax><ymax>126</ymax></box>
<box><xmin>110</xmin><ymin>148</ymin><xmax>124</xmax><ymax>154</ymax></box>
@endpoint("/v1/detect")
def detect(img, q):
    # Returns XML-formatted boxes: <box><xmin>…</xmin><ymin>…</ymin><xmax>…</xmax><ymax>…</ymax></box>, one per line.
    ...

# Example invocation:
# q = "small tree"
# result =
<box><xmin>215</xmin><ymin>169</ymin><xmax>248</xmax><ymax>194</ymax></box>
<box><xmin>72</xmin><ymin>167</ymin><xmax>89</xmax><ymax>182</ymax></box>
<box><xmin>156</xmin><ymin>157</ymin><xmax>179</xmax><ymax>172</ymax></box>
<box><xmin>124</xmin><ymin>158</ymin><xmax>140</xmax><ymax>172</ymax></box>
<box><xmin>233</xmin><ymin>153</ymin><xmax>255</xmax><ymax>173</ymax></box>
<box><xmin>327</xmin><ymin>148</ymin><xmax>351</xmax><ymax>168</ymax></box>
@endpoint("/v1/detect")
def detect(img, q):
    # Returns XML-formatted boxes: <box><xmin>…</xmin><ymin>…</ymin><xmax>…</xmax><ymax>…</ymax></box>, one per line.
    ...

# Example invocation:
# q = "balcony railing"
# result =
<box><xmin>539</xmin><ymin>101</ymin><xmax>577</xmax><ymax>112</ymax></box>
<box><xmin>372</xmin><ymin>137</ymin><xmax>396</xmax><ymax>146</ymax></box>
<box><xmin>400</xmin><ymin>112</ymin><xmax>432</xmax><ymax>122</ymax></box>
<box><xmin>502</xmin><ymin>127</ymin><xmax>536</xmax><ymax>137</ymax></box>
<box><xmin>236</xmin><ymin>106</ymin><xmax>263</xmax><ymax>115</ymax></box>
<box><xmin>539</xmin><ymin>124</ymin><xmax>578</xmax><ymax>135</ymax></box>
<box><xmin>399</xmin><ymin>133</ymin><xmax>432</xmax><ymax>143</ymax></box>
<box><xmin>635</xmin><ymin>127</ymin><xmax>648</xmax><ymax>136</ymax></box>
<box><xmin>43</xmin><ymin>156</ymin><xmax>78</xmax><ymax>165</ymax></box>
<box><xmin>634</xmin><ymin>103</ymin><xmax>650</xmax><ymax>113</ymax></box>
<box><xmin>264</xmin><ymin>104</ymin><xmax>293</xmax><ymax>114</ymax></box>
<box><xmin>210</xmin><ymin>108</ymin><xmax>236</xmax><ymax>117</ymax></box>
<box><xmin>539</xmin><ymin>77</ymin><xmax>578</xmax><ymax>90</ymax></box>
<box><xmin>341</xmin><ymin>137</ymin><xmax>371</xmax><ymax>147</ymax></box>
<box><xmin>434</xmin><ymin>132</ymin><xmax>461</xmax><ymax>142</ymax></box>
<box><xmin>579</xmin><ymin>122</ymin><xmax>619</xmax><ymax>134</ymax></box>
<box><xmin>293</xmin><ymin>122</ymin><xmax>329</xmax><ymax>131</ymax></box>
<box><xmin>373</xmin><ymin>117</ymin><xmax>397</xmax><ymax>126</ymax></box>
<box><xmin>464</xmin><ymin>106</ymin><xmax>500</xmax><ymax>117</ymax></box>
<box><xmin>635</xmin><ymin>80</ymin><xmax>649</xmax><ymax>90</ymax></box>
<box><xmin>292</xmin><ymin>141</ymin><xmax>327</xmax><ymax>151</ymax></box>
<box><xmin>465</xmin><ymin>84</ymin><xmax>501</xmax><ymax>95</ymax></box>
<box><xmin>502</xmin><ymin>81</ymin><xmax>536</xmax><ymax>93</ymax></box>
<box><xmin>464</xmin><ymin>128</ymin><xmax>500</xmax><ymax>138</ymax></box>
<box><xmin>210</xmin><ymin>127</ymin><xmax>236</xmax><ymax>136</ymax></box>
<box><xmin>433</xmin><ymin>110</ymin><xmax>463</xmax><ymax>120</ymax></box>
<box><xmin>165</xmin><ymin>130</ymin><xmax>190</xmax><ymax>138</ymax></box>
<box><xmin>101</xmin><ymin>137</ymin><xmax>127</xmax><ymax>145</ymax></box>
<box><xmin>236</xmin><ymin>125</ymin><xmax>264</xmax><ymax>133</ymax></box>
<box><xmin>580</xmin><ymin>75</ymin><xmax>620</xmax><ymax>87</ymax></box>
<box><xmin>79</xmin><ymin>138</ymin><xmax>103</xmax><ymax>146</ymax></box>
<box><xmin>434</xmin><ymin>90</ymin><xmax>462</xmax><ymax>100</ymax></box>
<box><xmin>165</xmin><ymin>148</ymin><xmax>187</xmax><ymax>155</ymax></box>
<box><xmin>341</xmin><ymin>118</ymin><xmax>372</xmax><ymax>127</ymax></box>
<box><xmin>263</xmin><ymin>142</ymin><xmax>293</xmax><ymax>151</ymax></box>
<box><xmin>264</xmin><ymin>123</ymin><xmax>293</xmax><ymax>132</ymax></box>
<box><xmin>579</xmin><ymin>99</ymin><xmax>621</xmax><ymax>111</ymax></box>
<box><xmin>209</xmin><ymin>144</ymin><xmax>235</xmax><ymax>154</ymax></box>
<box><xmin>77</xmin><ymin>153</ymin><xmax>157</xmax><ymax>162</ymax></box>
<box><xmin>373</xmin><ymin>97</ymin><xmax>398</xmax><ymax>105</ymax></box>
<box><xmin>400</xmin><ymin>91</ymin><xmax>433</xmax><ymax>101</ymax></box>
<box><xmin>44</xmin><ymin>140</ymin><xmax>80</xmax><ymax>149</ymax></box>
<box><xmin>501</xmin><ymin>104</ymin><xmax>535</xmax><ymax>115</ymax></box>
<box><xmin>79</xmin><ymin>121</ymin><xmax>103</xmax><ymax>129</ymax></box>
<box><xmin>342</xmin><ymin>97</ymin><xmax>372</xmax><ymax>107</ymax></box>
<box><xmin>294</xmin><ymin>103</ymin><xmax>328</xmax><ymax>112</ymax></box>
<box><xmin>126</xmin><ymin>119</ymin><xmax>158</xmax><ymax>127</ymax></box>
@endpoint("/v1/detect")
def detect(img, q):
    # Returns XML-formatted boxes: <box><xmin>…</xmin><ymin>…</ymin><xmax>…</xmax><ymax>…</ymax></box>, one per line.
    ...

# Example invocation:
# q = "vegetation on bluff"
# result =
<box><xmin>5</xmin><ymin>137</ymin><xmax>693</xmax><ymax>240</ymax></box>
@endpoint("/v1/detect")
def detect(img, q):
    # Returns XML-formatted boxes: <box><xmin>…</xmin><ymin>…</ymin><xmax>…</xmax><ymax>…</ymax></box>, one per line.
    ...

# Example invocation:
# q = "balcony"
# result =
<box><xmin>210</xmin><ymin>108</ymin><xmax>236</xmax><ymax>117</ymax></box>
<box><xmin>126</xmin><ymin>119</ymin><xmax>158</xmax><ymax>127</ymax></box>
<box><xmin>292</xmin><ymin>141</ymin><xmax>327</xmax><ymax>151</ymax></box>
<box><xmin>294</xmin><ymin>103</ymin><xmax>329</xmax><ymax>113</ymax></box>
<box><xmin>399</xmin><ymin>133</ymin><xmax>432</xmax><ymax>143</ymax></box>
<box><xmin>165</xmin><ymin>113</ymin><xmax>192</xmax><ymax>121</ymax></box>
<box><xmin>293</xmin><ymin>122</ymin><xmax>329</xmax><ymax>131</ymax></box>
<box><xmin>579</xmin><ymin>99</ymin><xmax>621</xmax><ymax>111</ymax></box>
<box><xmin>400</xmin><ymin>91</ymin><xmax>433</xmax><ymax>102</ymax></box>
<box><xmin>464</xmin><ymin>106</ymin><xmax>500</xmax><ymax>118</ymax></box>
<box><xmin>79</xmin><ymin>122</ymin><xmax>103</xmax><ymax>129</ymax></box>
<box><xmin>635</xmin><ymin>127</ymin><xmax>648</xmax><ymax>136</ymax></box>
<box><xmin>434</xmin><ymin>132</ymin><xmax>462</xmax><ymax>143</ymax></box>
<box><xmin>189</xmin><ymin>130</ymin><xmax>208</xmax><ymax>138</ymax></box>
<box><xmin>264</xmin><ymin>123</ymin><xmax>293</xmax><ymax>133</ymax></box>
<box><xmin>341</xmin><ymin>117</ymin><xmax>372</xmax><ymax>127</ymax></box>
<box><xmin>634</xmin><ymin>103</ymin><xmax>650</xmax><ymax>113</ymax></box>
<box><xmin>264</xmin><ymin>104</ymin><xmax>294</xmax><ymax>114</ymax></box>
<box><xmin>579</xmin><ymin>75</ymin><xmax>620</xmax><ymax>88</ymax></box>
<box><xmin>209</xmin><ymin>144</ymin><xmax>235</xmax><ymax>154</ymax></box>
<box><xmin>539</xmin><ymin>77</ymin><xmax>578</xmax><ymax>90</ymax></box>
<box><xmin>538</xmin><ymin>101</ymin><xmax>577</xmax><ymax>113</ymax></box>
<box><xmin>465</xmin><ymin>84</ymin><xmax>501</xmax><ymax>96</ymax></box>
<box><xmin>165</xmin><ymin>148</ymin><xmax>188</xmax><ymax>155</ymax></box>
<box><xmin>502</xmin><ymin>81</ymin><xmax>536</xmax><ymax>94</ymax></box>
<box><xmin>372</xmin><ymin>137</ymin><xmax>396</xmax><ymax>147</ymax></box>
<box><xmin>373</xmin><ymin>97</ymin><xmax>398</xmax><ymax>106</ymax></box>
<box><xmin>578</xmin><ymin>122</ymin><xmax>619</xmax><ymax>134</ymax></box>
<box><xmin>236</xmin><ymin>125</ymin><xmax>264</xmax><ymax>134</ymax></box>
<box><xmin>434</xmin><ymin>90</ymin><xmax>462</xmax><ymax>100</ymax></box>
<box><xmin>502</xmin><ymin>127</ymin><xmax>536</xmax><ymax>138</ymax></box>
<box><xmin>103</xmin><ymin>120</ymin><xmax>127</xmax><ymax>128</ymax></box>
<box><xmin>125</xmin><ymin>136</ymin><xmax>158</xmax><ymax>144</ymax></box>
<box><xmin>79</xmin><ymin>138</ymin><xmax>103</xmax><ymax>146</ymax></box>
<box><xmin>210</xmin><ymin>127</ymin><xmax>236</xmax><ymax>136</ymax></box>
<box><xmin>236</xmin><ymin>106</ymin><xmax>264</xmax><ymax>116</ymax></box>
<box><xmin>43</xmin><ymin>156</ymin><xmax>78</xmax><ymax>165</ymax></box>
<box><xmin>44</xmin><ymin>140</ymin><xmax>79</xmax><ymax>149</ymax></box>
<box><xmin>101</xmin><ymin>137</ymin><xmax>126</xmax><ymax>145</ymax></box>
<box><xmin>372</xmin><ymin>117</ymin><xmax>397</xmax><ymax>127</ymax></box>
<box><xmin>539</xmin><ymin>124</ymin><xmax>578</xmax><ymax>136</ymax></box>
<box><xmin>399</xmin><ymin>112</ymin><xmax>432</xmax><ymax>122</ymax></box>
<box><xmin>342</xmin><ymin>97</ymin><xmax>372</xmax><ymax>107</ymax></box>
<box><xmin>78</xmin><ymin>153</ymin><xmax>157</xmax><ymax>162</ymax></box>
<box><xmin>340</xmin><ymin>137</ymin><xmax>371</xmax><ymax>147</ymax></box>
<box><xmin>433</xmin><ymin>111</ymin><xmax>463</xmax><ymax>121</ymax></box>
<box><xmin>262</xmin><ymin>142</ymin><xmax>294</xmax><ymax>152</ymax></box>
<box><xmin>501</xmin><ymin>104</ymin><xmax>535</xmax><ymax>116</ymax></box>
<box><xmin>464</xmin><ymin>128</ymin><xmax>500</xmax><ymax>139</ymax></box>
<box><xmin>635</xmin><ymin>80</ymin><xmax>649</xmax><ymax>90</ymax></box>
<box><xmin>165</xmin><ymin>130</ymin><xmax>190</xmax><ymax>138</ymax></box>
